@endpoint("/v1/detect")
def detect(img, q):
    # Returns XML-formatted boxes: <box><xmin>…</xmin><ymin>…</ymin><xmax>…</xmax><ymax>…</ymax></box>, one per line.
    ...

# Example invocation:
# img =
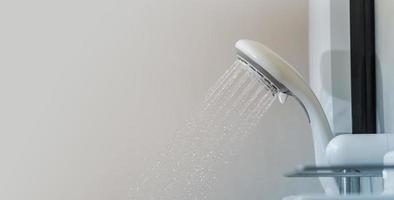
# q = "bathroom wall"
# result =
<box><xmin>375</xmin><ymin>0</ymin><xmax>394</xmax><ymax>133</ymax></box>
<box><xmin>0</xmin><ymin>0</ymin><xmax>322</xmax><ymax>199</ymax></box>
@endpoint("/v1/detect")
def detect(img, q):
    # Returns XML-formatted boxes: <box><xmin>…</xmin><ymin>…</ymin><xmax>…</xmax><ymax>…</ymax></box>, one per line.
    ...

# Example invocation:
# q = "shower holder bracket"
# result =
<box><xmin>285</xmin><ymin>164</ymin><xmax>394</xmax><ymax>196</ymax></box>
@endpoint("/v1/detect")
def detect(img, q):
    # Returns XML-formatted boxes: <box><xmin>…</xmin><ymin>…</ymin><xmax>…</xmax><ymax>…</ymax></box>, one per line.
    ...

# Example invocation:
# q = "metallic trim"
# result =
<box><xmin>237</xmin><ymin>52</ymin><xmax>311</xmax><ymax>122</ymax></box>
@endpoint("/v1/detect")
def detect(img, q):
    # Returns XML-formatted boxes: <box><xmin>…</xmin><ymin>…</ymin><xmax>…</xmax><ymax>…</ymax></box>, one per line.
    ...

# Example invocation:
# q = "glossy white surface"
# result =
<box><xmin>376</xmin><ymin>0</ymin><xmax>394</xmax><ymax>133</ymax></box>
<box><xmin>383</xmin><ymin>151</ymin><xmax>394</xmax><ymax>194</ymax></box>
<box><xmin>236</xmin><ymin>40</ymin><xmax>337</xmax><ymax>194</ymax></box>
<box><xmin>326</xmin><ymin>134</ymin><xmax>389</xmax><ymax>166</ymax></box>
<box><xmin>284</xmin><ymin>195</ymin><xmax>394</xmax><ymax>200</ymax></box>
<box><xmin>326</xmin><ymin>134</ymin><xmax>394</xmax><ymax>166</ymax></box>
<box><xmin>309</xmin><ymin>0</ymin><xmax>352</xmax><ymax>135</ymax></box>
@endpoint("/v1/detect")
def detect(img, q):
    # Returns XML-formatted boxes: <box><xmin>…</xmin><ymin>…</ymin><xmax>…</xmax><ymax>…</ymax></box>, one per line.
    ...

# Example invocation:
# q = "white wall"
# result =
<box><xmin>376</xmin><ymin>0</ymin><xmax>394</xmax><ymax>133</ymax></box>
<box><xmin>0</xmin><ymin>0</ymin><xmax>321</xmax><ymax>199</ymax></box>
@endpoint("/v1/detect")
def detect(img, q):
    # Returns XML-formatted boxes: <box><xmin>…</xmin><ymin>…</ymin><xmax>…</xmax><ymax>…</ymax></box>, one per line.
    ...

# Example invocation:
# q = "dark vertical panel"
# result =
<box><xmin>350</xmin><ymin>0</ymin><xmax>376</xmax><ymax>133</ymax></box>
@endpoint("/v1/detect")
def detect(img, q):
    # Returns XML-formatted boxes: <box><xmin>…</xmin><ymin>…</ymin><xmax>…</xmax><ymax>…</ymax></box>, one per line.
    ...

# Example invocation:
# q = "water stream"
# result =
<box><xmin>130</xmin><ymin>59</ymin><xmax>278</xmax><ymax>200</ymax></box>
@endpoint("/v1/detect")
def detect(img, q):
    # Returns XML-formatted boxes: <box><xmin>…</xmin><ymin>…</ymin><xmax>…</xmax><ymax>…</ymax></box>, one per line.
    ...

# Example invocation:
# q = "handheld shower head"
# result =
<box><xmin>235</xmin><ymin>40</ymin><xmax>338</xmax><ymax>194</ymax></box>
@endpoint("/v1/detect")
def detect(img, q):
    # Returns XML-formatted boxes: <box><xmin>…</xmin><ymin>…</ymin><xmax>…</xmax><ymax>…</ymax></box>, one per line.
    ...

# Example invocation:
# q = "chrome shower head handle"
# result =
<box><xmin>235</xmin><ymin>40</ymin><xmax>338</xmax><ymax>195</ymax></box>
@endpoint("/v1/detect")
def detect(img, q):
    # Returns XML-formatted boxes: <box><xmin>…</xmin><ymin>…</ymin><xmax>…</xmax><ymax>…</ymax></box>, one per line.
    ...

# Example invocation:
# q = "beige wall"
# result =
<box><xmin>0</xmin><ymin>0</ymin><xmax>322</xmax><ymax>199</ymax></box>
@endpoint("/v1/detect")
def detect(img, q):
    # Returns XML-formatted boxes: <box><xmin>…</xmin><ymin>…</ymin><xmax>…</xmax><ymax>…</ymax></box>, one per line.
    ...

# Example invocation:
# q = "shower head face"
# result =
<box><xmin>235</xmin><ymin>40</ymin><xmax>306</xmax><ymax>98</ymax></box>
<box><xmin>235</xmin><ymin>39</ymin><xmax>314</xmax><ymax>120</ymax></box>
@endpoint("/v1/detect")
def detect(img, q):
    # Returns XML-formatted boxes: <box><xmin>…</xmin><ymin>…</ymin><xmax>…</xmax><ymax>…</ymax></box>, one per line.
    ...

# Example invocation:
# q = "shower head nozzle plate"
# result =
<box><xmin>236</xmin><ymin>54</ymin><xmax>284</xmax><ymax>95</ymax></box>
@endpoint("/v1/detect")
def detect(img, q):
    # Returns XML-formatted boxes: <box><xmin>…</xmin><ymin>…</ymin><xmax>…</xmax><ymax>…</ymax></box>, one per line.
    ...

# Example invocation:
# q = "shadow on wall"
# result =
<box><xmin>320</xmin><ymin>50</ymin><xmax>351</xmax><ymax>134</ymax></box>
